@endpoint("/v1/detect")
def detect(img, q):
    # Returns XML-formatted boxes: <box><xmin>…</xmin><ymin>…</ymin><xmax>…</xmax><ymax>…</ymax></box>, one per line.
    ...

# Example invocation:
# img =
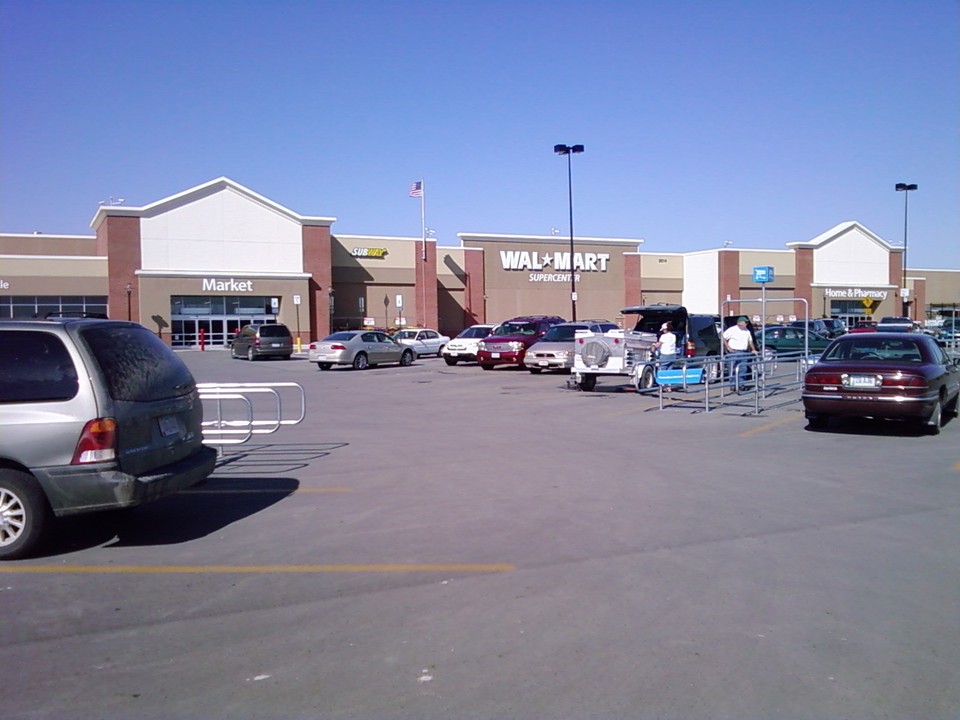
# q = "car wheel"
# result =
<box><xmin>925</xmin><ymin>397</ymin><xmax>943</xmax><ymax>435</ymax></box>
<box><xmin>528</xmin><ymin>367</ymin><xmax>542</xmax><ymax>374</ymax></box>
<box><xmin>703</xmin><ymin>358</ymin><xmax>721</xmax><ymax>383</ymax></box>
<box><xmin>578</xmin><ymin>374</ymin><xmax>597</xmax><ymax>392</ymax></box>
<box><xmin>480</xmin><ymin>364</ymin><xmax>494</xmax><ymax>371</ymax></box>
<box><xmin>945</xmin><ymin>392</ymin><xmax>960</xmax><ymax>418</ymax></box>
<box><xmin>444</xmin><ymin>357</ymin><xmax>458</xmax><ymax>366</ymax></box>
<box><xmin>247</xmin><ymin>347</ymin><xmax>256</xmax><ymax>362</ymax></box>
<box><xmin>0</xmin><ymin>469</ymin><xmax>51</xmax><ymax>561</ymax></box>
<box><xmin>806</xmin><ymin>413</ymin><xmax>829</xmax><ymax>430</ymax></box>
<box><xmin>637</xmin><ymin>366</ymin><xmax>655</xmax><ymax>391</ymax></box>
<box><xmin>317</xmin><ymin>362</ymin><xmax>332</xmax><ymax>371</ymax></box>
<box><xmin>436</xmin><ymin>345</ymin><xmax>445</xmax><ymax>357</ymax></box>
<box><xmin>400</xmin><ymin>350</ymin><xmax>415</xmax><ymax>366</ymax></box>
<box><xmin>352</xmin><ymin>353</ymin><xmax>369</xmax><ymax>370</ymax></box>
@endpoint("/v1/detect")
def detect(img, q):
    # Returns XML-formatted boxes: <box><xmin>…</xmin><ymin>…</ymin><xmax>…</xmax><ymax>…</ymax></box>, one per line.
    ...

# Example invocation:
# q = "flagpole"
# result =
<box><xmin>419</xmin><ymin>177</ymin><xmax>426</xmax><ymax>261</ymax></box>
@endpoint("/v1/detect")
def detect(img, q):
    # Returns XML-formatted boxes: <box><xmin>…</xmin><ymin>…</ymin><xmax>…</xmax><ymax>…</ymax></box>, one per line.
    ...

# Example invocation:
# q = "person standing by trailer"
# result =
<box><xmin>653</xmin><ymin>321</ymin><xmax>677</xmax><ymax>369</ymax></box>
<box><xmin>723</xmin><ymin>316</ymin><xmax>757</xmax><ymax>390</ymax></box>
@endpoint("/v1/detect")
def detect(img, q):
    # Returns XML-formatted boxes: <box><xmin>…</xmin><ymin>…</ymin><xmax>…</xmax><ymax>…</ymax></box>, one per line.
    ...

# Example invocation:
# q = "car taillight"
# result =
<box><xmin>330</xmin><ymin>344</ymin><xmax>346</xmax><ymax>351</ymax></box>
<box><xmin>881</xmin><ymin>373</ymin><xmax>926</xmax><ymax>388</ymax></box>
<box><xmin>72</xmin><ymin>418</ymin><xmax>118</xmax><ymax>464</ymax></box>
<box><xmin>805</xmin><ymin>372</ymin><xmax>842</xmax><ymax>387</ymax></box>
<box><xmin>308</xmin><ymin>343</ymin><xmax>317</xmax><ymax>350</ymax></box>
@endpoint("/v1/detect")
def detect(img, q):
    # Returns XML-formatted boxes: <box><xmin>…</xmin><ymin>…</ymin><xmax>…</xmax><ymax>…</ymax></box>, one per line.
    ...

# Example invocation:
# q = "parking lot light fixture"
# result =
<box><xmin>554</xmin><ymin>144</ymin><xmax>584</xmax><ymax>321</ymax></box>
<box><xmin>895</xmin><ymin>183</ymin><xmax>918</xmax><ymax>317</ymax></box>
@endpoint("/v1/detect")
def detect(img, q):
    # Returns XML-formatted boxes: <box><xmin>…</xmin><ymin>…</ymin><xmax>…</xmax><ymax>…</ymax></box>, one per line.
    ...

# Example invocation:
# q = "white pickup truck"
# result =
<box><xmin>572</xmin><ymin>305</ymin><xmax>723</xmax><ymax>392</ymax></box>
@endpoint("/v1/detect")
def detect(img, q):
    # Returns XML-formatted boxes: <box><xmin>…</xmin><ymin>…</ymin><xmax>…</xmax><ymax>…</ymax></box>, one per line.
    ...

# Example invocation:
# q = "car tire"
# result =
<box><xmin>317</xmin><ymin>362</ymin><xmax>332</xmax><ymax>371</ymax></box>
<box><xmin>480</xmin><ymin>364</ymin><xmax>494</xmax><ymax>371</ymax></box>
<box><xmin>436</xmin><ymin>345</ymin><xmax>445</xmax><ymax>357</ymax></box>
<box><xmin>925</xmin><ymin>397</ymin><xmax>943</xmax><ymax>435</ymax></box>
<box><xmin>247</xmin><ymin>347</ymin><xmax>256</xmax><ymax>362</ymax></box>
<box><xmin>945</xmin><ymin>392</ymin><xmax>960</xmax><ymax>418</ymax></box>
<box><xmin>0</xmin><ymin>469</ymin><xmax>51</xmax><ymax>561</ymax></box>
<box><xmin>636</xmin><ymin>366</ymin><xmax>655</xmax><ymax>392</ymax></box>
<box><xmin>400</xmin><ymin>350</ymin><xmax>415</xmax><ymax>367</ymax></box>
<box><xmin>444</xmin><ymin>357</ymin><xmax>458</xmax><ymax>366</ymax></box>
<box><xmin>352</xmin><ymin>353</ymin><xmax>369</xmax><ymax>370</ymax></box>
<box><xmin>578</xmin><ymin>374</ymin><xmax>597</xmax><ymax>392</ymax></box>
<box><xmin>528</xmin><ymin>367</ymin><xmax>542</xmax><ymax>374</ymax></box>
<box><xmin>806</xmin><ymin>413</ymin><xmax>829</xmax><ymax>430</ymax></box>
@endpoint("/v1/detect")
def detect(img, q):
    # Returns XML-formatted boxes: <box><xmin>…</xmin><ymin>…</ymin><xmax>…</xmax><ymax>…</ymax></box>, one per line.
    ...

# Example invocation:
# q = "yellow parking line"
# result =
<box><xmin>739</xmin><ymin>414</ymin><xmax>801</xmax><ymax>438</ymax></box>
<box><xmin>0</xmin><ymin>563</ymin><xmax>515</xmax><ymax>574</ymax></box>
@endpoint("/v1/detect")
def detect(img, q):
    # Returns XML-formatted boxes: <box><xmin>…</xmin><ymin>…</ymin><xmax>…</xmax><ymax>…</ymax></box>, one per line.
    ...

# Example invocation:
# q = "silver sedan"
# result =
<box><xmin>308</xmin><ymin>331</ymin><xmax>415</xmax><ymax>370</ymax></box>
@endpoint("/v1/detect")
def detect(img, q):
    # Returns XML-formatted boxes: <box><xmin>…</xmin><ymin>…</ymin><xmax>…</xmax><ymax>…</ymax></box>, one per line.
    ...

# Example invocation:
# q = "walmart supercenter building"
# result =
<box><xmin>2</xmin><ymin>177</ymin><xmax>958</xmax><ymax>346</ymax></box>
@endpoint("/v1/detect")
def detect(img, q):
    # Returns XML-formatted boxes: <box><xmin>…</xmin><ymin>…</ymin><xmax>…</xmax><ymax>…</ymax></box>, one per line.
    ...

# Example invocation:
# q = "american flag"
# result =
<box><xmin>408</xmin><ymin>181</ymin><xmax>423</xmax><ymax>198</ymax></box>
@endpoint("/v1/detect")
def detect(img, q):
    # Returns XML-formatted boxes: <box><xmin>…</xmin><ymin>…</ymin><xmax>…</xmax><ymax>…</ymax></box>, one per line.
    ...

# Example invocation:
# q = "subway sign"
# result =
<box><xmin>351</xmin><ymin>247</ymin><xmax>389</xmax><ymax>258</ymax></box>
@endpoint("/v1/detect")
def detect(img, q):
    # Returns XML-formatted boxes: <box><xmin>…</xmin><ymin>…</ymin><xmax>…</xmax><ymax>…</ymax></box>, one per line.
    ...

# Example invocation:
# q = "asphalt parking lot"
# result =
<box><xmin>4</xmin><ymin>350</ymin><xmax>960</xmax><ymax>719</ymax></box>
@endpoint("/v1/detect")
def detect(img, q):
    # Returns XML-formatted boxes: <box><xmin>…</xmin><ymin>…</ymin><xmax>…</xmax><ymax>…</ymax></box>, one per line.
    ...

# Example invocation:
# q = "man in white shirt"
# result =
<box><xmin>722</xmin><ymin>316</ymin><xmax>757</xmax><ymax>390</ymax></box>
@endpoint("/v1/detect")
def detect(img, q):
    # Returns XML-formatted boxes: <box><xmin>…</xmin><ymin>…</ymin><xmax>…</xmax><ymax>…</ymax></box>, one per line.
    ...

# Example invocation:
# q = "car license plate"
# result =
<box><xmin>158</xmin><ymin>414</ymin><xmax>180</xmax><ymax>437</ymax></box>
<box><xmin>845</xmin><ymin>374</ymin><xmax>879</xmax><ymax>388</ymax></box>
<box><xmin>270</xmin><ymin>342</ymin><xmax>281</xmax><ymax>347</ymax></box>
<box><xmin>449</xmin><ymin>352</ymin><xmax>459</xmax><ymax>356</ymax></box>
<box><xmin>491</xmin><ymin>352</ymin><xmax>501</xmax><ymax>358</ymax></box>
<box><xmin>539</xmin><ymin>360</ymin><xmax>549</xmax><ymax>366</ymax></box>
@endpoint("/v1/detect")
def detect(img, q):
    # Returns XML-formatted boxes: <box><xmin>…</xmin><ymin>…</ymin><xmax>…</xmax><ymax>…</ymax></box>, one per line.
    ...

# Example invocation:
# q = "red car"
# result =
<box><xmin>848</xmin><ymin>321</ymin><xmax>877</xmax><ymax>333</ymax></box>
<box><xmin>802</xmin><ymin>332</ymin><xmax>960</xmax><ymax>434</ymax></box>
<box><xmin>476</xmin><ymin>315</ymin><xmax>565</xmax><ymax>370</ymax></box>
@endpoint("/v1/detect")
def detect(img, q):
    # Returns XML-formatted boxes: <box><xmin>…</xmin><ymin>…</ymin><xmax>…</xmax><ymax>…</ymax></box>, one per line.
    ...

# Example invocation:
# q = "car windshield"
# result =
<box><xmin>498</xmin><ymin>322</ymin><xmax>536</xmax><ymax>336</ymax></box>
<box><xmin>324</xmin><ymin>332</ymin><xmax>358</xmax><ymax>341</ymax></box>
<box><xmin>821</xmin><ymin>337</ymin><xmax>925</xmax><ymax>362</ymax></box>
<box><xmin>540</xmin><ymin>325</ymin><xmax>580</xmax><ymax>342</ymax></box>
<box><xmin>457</xmin><ymin>326</ymin><xmax>492</xmax><ymax>339</ymax></box>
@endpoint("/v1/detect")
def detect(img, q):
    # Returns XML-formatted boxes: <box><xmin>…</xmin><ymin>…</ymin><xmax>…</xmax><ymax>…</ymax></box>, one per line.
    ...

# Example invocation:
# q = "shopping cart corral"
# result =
<box><xmin>648</xmin><ymin>352</ymin><xmax>809</xmax><ymax>415</ymax></box>
<box><xmin>198</xmin><ymin>382</ymin><xmax>306</xmax><ymax>454</ymax></box>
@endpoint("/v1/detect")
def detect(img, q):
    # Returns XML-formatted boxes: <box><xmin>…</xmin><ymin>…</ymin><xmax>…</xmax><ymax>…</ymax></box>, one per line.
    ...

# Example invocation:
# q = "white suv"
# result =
<box><xmin>442</xmin><ymin>324</ymin><xmax>497</xmax><ymax>365</ymax></box>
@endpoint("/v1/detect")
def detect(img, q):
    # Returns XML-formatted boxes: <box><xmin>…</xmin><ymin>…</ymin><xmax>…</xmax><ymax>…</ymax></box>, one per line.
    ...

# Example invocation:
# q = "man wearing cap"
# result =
<box><xmin>723</xmin><ymin>316</ymin><xmax>757</xmax><ymax>391</ymax></box>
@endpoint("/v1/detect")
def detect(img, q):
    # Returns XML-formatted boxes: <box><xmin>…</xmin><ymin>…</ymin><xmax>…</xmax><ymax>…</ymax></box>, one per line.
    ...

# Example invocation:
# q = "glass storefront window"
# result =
<box><xmin>0</xmin><ymin>296</ymin><xmax>107</xmax><ymax>319</ymax></box>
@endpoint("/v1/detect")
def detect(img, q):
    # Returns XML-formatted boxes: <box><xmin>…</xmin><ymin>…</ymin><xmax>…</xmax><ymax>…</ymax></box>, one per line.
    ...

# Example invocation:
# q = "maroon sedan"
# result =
<box><xmin>802</xmin><ymin>332</ymin><xmax>960</xmax><ymax>434</ymax></box>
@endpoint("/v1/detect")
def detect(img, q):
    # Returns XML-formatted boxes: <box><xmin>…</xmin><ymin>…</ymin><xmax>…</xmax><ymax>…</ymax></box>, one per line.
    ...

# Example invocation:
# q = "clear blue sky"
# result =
<box><xmin>2</xmin><ymin>0</ymin><xmax>957</xmax><ymax>269</ymax></box>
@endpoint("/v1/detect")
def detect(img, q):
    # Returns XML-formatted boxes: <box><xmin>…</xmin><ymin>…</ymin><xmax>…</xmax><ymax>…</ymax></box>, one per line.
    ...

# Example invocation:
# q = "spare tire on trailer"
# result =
<box><xmin>580</xmin><ymin>341</ymin><xmax>611</xmax><ymax>367</ymax></box>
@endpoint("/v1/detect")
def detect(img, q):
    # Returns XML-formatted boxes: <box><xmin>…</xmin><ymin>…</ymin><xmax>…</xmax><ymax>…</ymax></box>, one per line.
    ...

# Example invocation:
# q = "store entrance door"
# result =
<box><xmin>171</xmin><ymin>316</ymin><xmax>269</xmax><ymax>348</ymax></box>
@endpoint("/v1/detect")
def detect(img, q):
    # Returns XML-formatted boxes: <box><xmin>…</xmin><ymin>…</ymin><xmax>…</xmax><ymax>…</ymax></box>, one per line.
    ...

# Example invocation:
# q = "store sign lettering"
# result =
<box><xmin>202</xmin><ymin>278</ymin><xmax>253</xmax><ymax>292</ymax></box>
<box><xmin>824</xmin><ymin>288</ymin><xmax>888</xmax><ymax>301</ymax></box>
<box><xmin>500</xmin><ymin>250</ymin><xmax>610</xmax><ymax>273</ymax></box>
<box><xmin>351</xmin><ymin>247</ymin><xmax>388</xmax><ymax>258</ymax></box>
<box><xmin>0</xmin><ymin>280</ymin><xmax>9</xmax><ymax>289</ymax></box>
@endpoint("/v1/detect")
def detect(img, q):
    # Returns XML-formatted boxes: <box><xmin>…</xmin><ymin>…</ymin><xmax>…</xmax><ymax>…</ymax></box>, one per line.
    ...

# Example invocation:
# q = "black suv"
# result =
<box><xmin>623</xmin><ymin>305</ymin><xmax>721</xmax><ymax>357</ymax></box>
<box><xmin>0</xmin><ymin>319</ymin><xmax>217</xmax><ymax>559</ymax></box>
<box><xmin>231</xmin><ymin>323</ymin><xmax>294</xmax><ymax>360</ymax></box>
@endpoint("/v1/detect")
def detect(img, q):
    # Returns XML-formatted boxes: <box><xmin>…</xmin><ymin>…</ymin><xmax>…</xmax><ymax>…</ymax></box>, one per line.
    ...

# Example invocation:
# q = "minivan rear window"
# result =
<box><xmin>258</xmin><ymin>324</ymin><xmax>290</xmax><ymax>338</ymax></box>
<box><xmin>0</xmin><ymin>330</ymin><xmax>79</xmax><ymax>403</ymax></box>
<box><xmin>81</xmin><ymin>325</ymin><xmax>196</xmax><ymax>402</ymax></box>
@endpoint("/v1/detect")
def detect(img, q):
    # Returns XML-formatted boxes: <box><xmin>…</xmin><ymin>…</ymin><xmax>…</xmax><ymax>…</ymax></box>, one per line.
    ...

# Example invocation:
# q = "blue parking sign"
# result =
<box><xmin>753</xmin><ymin>266</ymin><xmax>774</xmax><ymax>283</ymax></box>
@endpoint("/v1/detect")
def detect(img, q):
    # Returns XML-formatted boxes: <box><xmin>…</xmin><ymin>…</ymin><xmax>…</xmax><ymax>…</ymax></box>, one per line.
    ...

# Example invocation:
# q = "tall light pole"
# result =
<box><xmin>895</xmin><ymin>183</ymin><xmax>918</xmax><ymax>317</ymax></box>
<box><xmin>554</xmin><ymin>143</ymin><xmax>584</xmax><ymax>321</ymax></box>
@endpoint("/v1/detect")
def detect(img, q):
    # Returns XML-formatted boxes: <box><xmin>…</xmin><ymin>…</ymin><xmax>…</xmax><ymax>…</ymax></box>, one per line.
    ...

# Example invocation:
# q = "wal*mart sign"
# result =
<box><xmin>500</xmin><ymin>250</ymin><xmax>610</xmax><ymax>273</ymax></box>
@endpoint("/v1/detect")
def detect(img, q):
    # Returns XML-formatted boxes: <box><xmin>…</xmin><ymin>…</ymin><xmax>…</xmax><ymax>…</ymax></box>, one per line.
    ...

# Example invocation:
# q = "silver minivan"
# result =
<box><xmin>0</xmin><ymin>318</ymin><xmax>217</xmax><ymax>559</ymax></box>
